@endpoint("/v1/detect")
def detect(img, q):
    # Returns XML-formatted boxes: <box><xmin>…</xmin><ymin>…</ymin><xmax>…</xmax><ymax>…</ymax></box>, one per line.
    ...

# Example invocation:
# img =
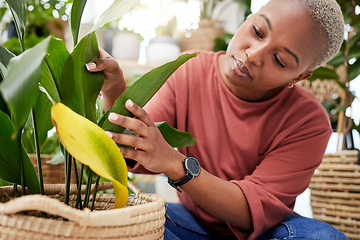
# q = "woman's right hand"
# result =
<box><xmin>86</xmin><ymin>48</ymin><xmax>126</xmax><ymax>111</ymax></box>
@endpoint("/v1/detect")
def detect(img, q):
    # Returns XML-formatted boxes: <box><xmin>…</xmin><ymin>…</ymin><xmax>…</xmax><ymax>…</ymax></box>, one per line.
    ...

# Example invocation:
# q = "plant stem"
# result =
<box><xmin>17</xmin><ymin>133</ymin><xmax>26</xmax><ymax>196</ymax></box>
<box><xmin>64</xmin><ymin>150</ymin><xmax>72</xmax><ymax>205</ymax></box>
<box><xmin>17</xmin><ymin>133</ymin><xmax>27</xmax><ymax>215</ymax></box>
<box><xmin>31</xmin><ymin>110</ymin><xmax>44</xmax><ymax>195</ymax></box>
<box><xmin>90</xmin><ymin>175</ymin><xmax>100</xmax><ymax>211</ymax></box>
<box><xmin>13</xmin><ymin>183</ymin><xmax>18</xmax><ymax>197</ymax></box>
<box><xmin>83</xmin><ymin>168</ymin><xmax>93</xmax><ymax>208</ymax></box>
<box><xmin>72</xmin><ymin>157</ymin><xmax>80</xmax><ymax>188</ymax></box>
<box><xmin>75</xmin><ymin>164</ymin><xmax>84</xmax><ymax>209</ymax></box>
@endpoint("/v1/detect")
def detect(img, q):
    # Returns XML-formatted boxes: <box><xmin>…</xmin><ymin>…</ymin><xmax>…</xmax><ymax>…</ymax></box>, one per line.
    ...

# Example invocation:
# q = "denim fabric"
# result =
<box><xmin>256</xmin><ymin>213</ymin><xmax>350</xmax><ymax>240</ymax></box>
<box><xmin>164</xmin><ymin>203</ymin><xmax>349</xmax><ymax>240</ymax></box>
<box><xmin>164</xmin><ymin>203</ymin><xmax>217</xmax><ymax>240</ymax></box>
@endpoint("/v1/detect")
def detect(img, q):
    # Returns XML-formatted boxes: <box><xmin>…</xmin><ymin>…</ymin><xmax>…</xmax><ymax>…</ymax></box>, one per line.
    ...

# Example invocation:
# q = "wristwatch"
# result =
<box><xmin>167</xmin><ymin>156</ymin><xmax>201</xmax><ymax>193</ymax></box>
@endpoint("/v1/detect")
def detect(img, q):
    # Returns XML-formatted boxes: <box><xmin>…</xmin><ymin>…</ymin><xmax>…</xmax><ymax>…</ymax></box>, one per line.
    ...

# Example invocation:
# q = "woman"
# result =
<box><xmin>86</xmin><ymin>0</ymin><xmax>349</xmax><ymax>239</ymax></box>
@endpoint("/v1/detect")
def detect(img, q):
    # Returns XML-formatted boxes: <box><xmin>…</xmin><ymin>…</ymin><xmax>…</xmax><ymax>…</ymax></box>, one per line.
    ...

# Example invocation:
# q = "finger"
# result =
<box><xmin>108</xmin><ymin>112</ymin><xmax>149</xmax><ymax>137</ymax></box>
<box><xmin>125</xmin><ymin>99</ymin><xmax>155</xmax><ymax>127</ymax></box>
<box><xmin>105</xmin><ymin>131</ymin><xmax>145</xmax><ymax>149</ymax></box>
<box><xmin>98</xmin><ymin>47</ymin><xmax>112</xmax><ymax>58</ymax></box>
<box><xmin>85</xmin><ymin>58</ymin><xmax>122</xmax><ymax>75</ymax></box>
<box><xmin>118</xmin><ymin>146</ymin><xmax>146</xmax><ymax>161</ymax></box>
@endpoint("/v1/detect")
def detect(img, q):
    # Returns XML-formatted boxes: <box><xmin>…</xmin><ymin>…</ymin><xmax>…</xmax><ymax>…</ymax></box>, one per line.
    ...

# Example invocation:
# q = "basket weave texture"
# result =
<box><xmin>0</xmin><ymin>181</ymin><xmax>165</xmax><ymax>239</ymax></box>
<box><xmin>29</xmin><ymin>154</ymin><xmax>76</xmax><ymax>184</ymax></box>
<box><xmin>177</xmin><ymin>19</ymin><xmax>224</xmax><ymax>52</ymax></box>
<box><xmin>310</xmin><ymin>150</ymin><xmax>360</xmax><ymax>240</ymax></box>
<box><xmin>298</xmin><ymin>79</ymin><xmax>343</xmax><ymax>102</ymax></box>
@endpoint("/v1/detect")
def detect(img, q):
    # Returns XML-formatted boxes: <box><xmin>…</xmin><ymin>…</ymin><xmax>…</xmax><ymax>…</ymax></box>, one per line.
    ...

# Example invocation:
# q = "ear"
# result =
<box><xmin>291</xmin><ymin>71</ymin><xmax>312</xmax><ymax>84</ymax></box>
<box><xmin>294</xmin><ymin>71</ymin><xmax>312</xmax><ymax>83</ymax></box>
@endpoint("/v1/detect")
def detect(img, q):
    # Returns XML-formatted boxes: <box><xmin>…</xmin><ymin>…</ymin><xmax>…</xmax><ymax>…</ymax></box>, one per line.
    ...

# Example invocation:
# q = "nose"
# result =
<box><xmin>246</xmin><ymin>43</ymin><xmax>267</xmax><ymax>66</ymax></box>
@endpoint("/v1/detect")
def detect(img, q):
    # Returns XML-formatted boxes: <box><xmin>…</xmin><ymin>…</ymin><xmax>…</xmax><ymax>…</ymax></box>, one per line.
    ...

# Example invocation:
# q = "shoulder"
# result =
<box><xmin>283</xmin><ymin>85</ymin><xmax>332</xmax><ymax>134</ymax></box>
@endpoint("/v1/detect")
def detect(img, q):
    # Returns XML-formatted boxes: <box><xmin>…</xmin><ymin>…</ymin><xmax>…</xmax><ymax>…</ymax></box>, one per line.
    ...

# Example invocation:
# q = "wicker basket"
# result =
<box><xmin>0</xmin><ymin>181</ymin><xmax>165</xmax><ymax>239</ymax></box>
<box><xmin>298</xmin><ymin>79</ymin><xmax>343</xmax><ymax>103</ymax></box>
<box><xmin>310</xmin><ymin>150</ymin><xmax>360</xmax><ymax>240</ymax></box>
<box><xmin>177</xmin><ymin>19</ymin><xmax>224</xmax><ymax>52</ymax></box>
<box><xmin>29</xmin><ymin>154</ymin><xmax>77</xmax><ymax>184</ymax></box>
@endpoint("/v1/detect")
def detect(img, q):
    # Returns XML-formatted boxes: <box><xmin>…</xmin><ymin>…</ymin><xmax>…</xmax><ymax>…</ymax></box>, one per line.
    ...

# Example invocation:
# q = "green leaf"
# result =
<box><xmin>33</xmin><ymin>89</ymin><xmax>53</xmax><ymax>147</ymax></box>
<box><xmin>60</xmin><ymin>32</ymin><xmax>103</xmax><ymax>123</ymax></box>
<box><xmin>0</xmin><ymin>62</ymin><xmax>7</xmax><ymax>82</ymax></box>
<box><xmin>0</xmin><ymin>44</ymin><xmax>15</xmax><ymax>68</ymax></box>
<box><xmin>0</xmin><ymin>178</ymin><xmax>11</xmax><ymax>187</ymax></box>
<box><xmin>99</xmin><ymin>52</ymin><xmax>198</xmax><ymax>132</ymax></box>
<box><xmin>41</xmin><ymin>37</ymin><xmax>69</xmax><ymax>104</ymax></box>
<box><xmin>0</xmin><ymin>37</ymin><xmax>51</xmax><ymax>136</ymax></box>
<box><xmin>327</xmin><ymin>51</ymin><xmax>345</xmax><ymax>68</ymax></box>
<box><xmin>123</xmin><ymin>121</ymin><xmax>197</xmax><ymax>148</ymax></box>
<box><xmin>90</xmin><ymin>0</ymin><xmax>140</xmax><ymax>33</ymax></box>
<box><xmin>5</xmin><ymin>0</ymin><xmax>27</xmax><ymax>51</ymax></box>
<box><xmin>348</xmin><ymin>45</ymin><xmax>360</xmax><ymax>60</ymax></box>
<box><xmin>348</xmin><ymin>59</ymin><xmax>360</xmax><ymax>81</ymax></box>
<box><xmin>70</xmin><ymin>0</ymin><xmax>87</xmax><ymax>46</ymax></box>
<box><xmin>0</xmin><ymin>110</ymin><xmax>40</xmax><ymax>194</ymax></box>
<box><xmin>0</xmin><ymin>91</ymin><xmax>9</xmax><ymax>116</ymax></box>
<box><xmin>308</xmin><ymin>66</ymin><xmax>339</xmax><ymax>81</ymax></box>
<box><xmin>0</xmin><ymin>45</ymin><xmax>15</xmax><ymax>81</ymax></box>
<box><xmin>51</xmin><ymin>103</ymin><xmax>128</xmax><ymax>208</ymax></box>
<box><xmin>156</xmin><ymin>122</ymin><xmax>197</xmax><ymax>147</ymax></box>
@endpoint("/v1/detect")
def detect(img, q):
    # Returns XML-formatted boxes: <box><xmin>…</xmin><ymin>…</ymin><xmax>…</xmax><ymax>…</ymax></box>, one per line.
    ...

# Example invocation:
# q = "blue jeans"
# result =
<box><xmin>164</xmin><ymin>203</ymin><xmax>349</xmax><ymax>240</ymax></box>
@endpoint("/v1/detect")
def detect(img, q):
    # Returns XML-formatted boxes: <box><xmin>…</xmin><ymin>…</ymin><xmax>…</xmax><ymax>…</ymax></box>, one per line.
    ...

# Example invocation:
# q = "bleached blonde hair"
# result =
<box><xmin>298</xmin><ymin>0</ymin><xmax>345</xmax><ymax>69</ymax></box>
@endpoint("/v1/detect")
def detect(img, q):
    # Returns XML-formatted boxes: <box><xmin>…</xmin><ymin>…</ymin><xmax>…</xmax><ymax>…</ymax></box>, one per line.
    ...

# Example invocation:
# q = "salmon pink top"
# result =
<box><xmin>129</xmin><ymin>51</ymin><xmax>332</xmax><ymax>239</ymax></box>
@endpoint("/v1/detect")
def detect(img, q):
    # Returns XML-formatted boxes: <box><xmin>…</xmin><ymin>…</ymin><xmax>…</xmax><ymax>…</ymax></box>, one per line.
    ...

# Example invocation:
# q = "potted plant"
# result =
<box><xmin>308</xmin><ymin>1</ymin><xmax>360</xmax><ymax>239</ymax></box>
<box><xmin>0</xmin><ymin>0</ymin><xmax>197</xmax><ymax>238</ymax></box>
<box><xmin>178</xmin><ymin>0</ymin><xmax>251</xmax><ymax>52</ymax></box>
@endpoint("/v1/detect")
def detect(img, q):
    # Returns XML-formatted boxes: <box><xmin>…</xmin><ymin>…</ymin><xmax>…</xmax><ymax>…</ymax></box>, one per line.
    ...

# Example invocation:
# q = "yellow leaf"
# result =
<box><xmin>51</xmin><ymin>103</ymin><xmax>128</xmax><ymax>208</ymax></box>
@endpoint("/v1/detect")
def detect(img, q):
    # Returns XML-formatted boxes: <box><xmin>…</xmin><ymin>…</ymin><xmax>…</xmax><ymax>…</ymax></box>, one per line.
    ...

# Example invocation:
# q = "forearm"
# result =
<box><xmin>167</xmin><ymin>163</ymin><xmax>253</xmax><ymax>231</ymax></box>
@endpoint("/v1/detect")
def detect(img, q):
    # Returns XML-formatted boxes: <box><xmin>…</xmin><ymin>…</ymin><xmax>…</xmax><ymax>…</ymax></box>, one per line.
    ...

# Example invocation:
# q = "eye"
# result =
<box><xmin>274</xmin><ymin>54</ymin><xmax>286</xmax><ymax>68</ymax></box>
<box><xmin>253</xmin><ymin>26</ymin><xmax>263</xmax><ymax>39</ymax></box>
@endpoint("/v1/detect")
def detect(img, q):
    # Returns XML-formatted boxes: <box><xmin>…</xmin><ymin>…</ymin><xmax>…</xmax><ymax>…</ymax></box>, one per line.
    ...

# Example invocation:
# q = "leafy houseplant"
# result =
<box><xmin>0</xmin><ymin>0</ymin><xmax>197</xmax><ymax>228</ymax></box>
<box><xmin>307</xmin><ymin>2</ymin><xmax>360</xmax><ymax>238</ymax></box>
<box><xmin>308</xmin><ymin>0</ymin><xmax>359</xmax><ymax>151</ymax></box>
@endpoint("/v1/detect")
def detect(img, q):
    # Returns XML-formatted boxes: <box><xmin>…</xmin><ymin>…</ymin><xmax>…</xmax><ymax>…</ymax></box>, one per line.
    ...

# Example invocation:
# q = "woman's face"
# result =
<box><xmin>220</xmin><ymin>0</ymin><xmax>323</xmax><ymax>101</ymax></box>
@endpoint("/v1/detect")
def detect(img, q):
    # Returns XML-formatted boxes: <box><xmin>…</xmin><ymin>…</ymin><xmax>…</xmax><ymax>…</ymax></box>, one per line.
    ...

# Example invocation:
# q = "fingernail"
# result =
<box><xmin>85</xmin><ymin>62</ymin><xmax>96</xmax><ymax>70</ymax></box>
<box><xmin>108</xmin><ymin>112</ymin><xmax>118</xmax><ymax>121</ymax></box>
<box><xmin>105</xmin><ymin>131</ymin><xmax>112</xmax><ymax>138</ymax></box>
<box><xmin>126</xmin><ymin>99</ymin><xmax>134</xmax><ymax>107</ymax></box>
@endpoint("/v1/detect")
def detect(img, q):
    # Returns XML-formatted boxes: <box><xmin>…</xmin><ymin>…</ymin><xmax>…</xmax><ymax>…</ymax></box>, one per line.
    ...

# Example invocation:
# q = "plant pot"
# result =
<box><xmin>29</xmin><ymin>154</ymin><xmax>76</xmax><ymax>184</ymax></box>
<box><xmin>112</xmin><ymin>31</ymin><xmax>141</xmax><ymax>61</ymax></box>
<box><xmin>309</xmin><ymin>150</ymin><xmax>360</xmax><ymax>240</ymax></box>
<box><xmin>0</xmin><ymin>181</ymin><xmax>165</xmax><ymax>239</ymax></box>
<box><xmin>146</xmin><ymin>36</ymin><xmax>181</xmax><ymax>65</ymax></box>
<box><xmin>177</xmin><ymin>19</ymin><xmax>224</xmax><ymax>52</ymax></box>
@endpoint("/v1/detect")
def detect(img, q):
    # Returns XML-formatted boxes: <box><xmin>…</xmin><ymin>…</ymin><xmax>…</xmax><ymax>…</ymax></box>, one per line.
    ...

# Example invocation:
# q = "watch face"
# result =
<box><xmin>185</xmin><ymin>157</ymin><xmax>201</xmax><ymax>176</ymax></box>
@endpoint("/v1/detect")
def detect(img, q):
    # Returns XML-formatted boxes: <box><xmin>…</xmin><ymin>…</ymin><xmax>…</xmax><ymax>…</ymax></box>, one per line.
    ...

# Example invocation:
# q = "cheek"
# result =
<box><xmin>228</xmin><ymin>26</ymin><xmax>251</xmax><ymax>50</ymax></box>
<box><xmin>257</xmin><ymin>67</ymin><xmax>292</xmax><ymax>88</ymax></box>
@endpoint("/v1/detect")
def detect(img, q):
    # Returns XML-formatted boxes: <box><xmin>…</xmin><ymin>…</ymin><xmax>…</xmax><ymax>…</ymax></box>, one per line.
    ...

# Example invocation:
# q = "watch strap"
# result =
<box><xmin>167</xmin><ymin>174</ymin><xmax>193</xmax><ymax>193</ymax></box>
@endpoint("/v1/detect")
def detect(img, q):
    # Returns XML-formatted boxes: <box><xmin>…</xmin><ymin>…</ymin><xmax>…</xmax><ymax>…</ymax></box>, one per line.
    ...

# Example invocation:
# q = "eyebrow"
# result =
<box><xmin>284</xmin><ymin>48</ymin><xmax>300</xmax><ymax>67</ymax></box>
<box><xmin>259</xmin><ymin>14</ymin><xmax>272</xmax><ymax>31</ymax></box>
<box><xmin>259</xmin><ymin>14</ymin><xmax>300</xmax><ymax>67</ymax></box>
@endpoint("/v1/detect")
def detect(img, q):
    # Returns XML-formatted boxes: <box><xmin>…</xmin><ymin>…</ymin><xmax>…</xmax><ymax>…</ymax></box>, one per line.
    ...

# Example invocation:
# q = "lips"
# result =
<box><xmin>232</xmin><ymin>56</ymin><xmax>251</xmax><ymax>79</ymax></box>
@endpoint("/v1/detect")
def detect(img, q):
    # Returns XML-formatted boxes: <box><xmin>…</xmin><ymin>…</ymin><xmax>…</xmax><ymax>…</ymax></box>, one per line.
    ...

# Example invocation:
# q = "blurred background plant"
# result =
<box><xmin>306</xmin><ymin>0</ymin><xmax>360</xmax><ymax>152</ymax></box>
<box><xmin>1</xmin><ymin>0</ymin><xmax>72</xmax><ymax>55</ymax></box>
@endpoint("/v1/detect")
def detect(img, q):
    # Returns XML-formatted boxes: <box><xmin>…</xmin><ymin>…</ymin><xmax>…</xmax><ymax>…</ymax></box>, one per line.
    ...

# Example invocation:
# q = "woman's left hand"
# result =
<box><xmin>106</xmin><ymin>99</ymin><xmax>185</xmax><ymax>176</ymax></box>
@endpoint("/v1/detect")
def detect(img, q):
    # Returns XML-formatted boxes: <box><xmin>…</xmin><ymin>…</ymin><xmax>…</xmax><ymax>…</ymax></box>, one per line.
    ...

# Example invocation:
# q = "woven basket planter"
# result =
<box><xmin>177</xmin><ymin>19</ymin><xmax>224</xmax><ymax>52</ymax></box>
<box><xmin>0</xmin><ymin>181</ymin><xmax>165</xmax><ymax>239</ymax></box>
<box><xmin>29</xmin><ymin>154</ymin><xmax>76</xmax><ymax>184</ymax></box>
<box><xmin>309</xmin><ymin>150</ymin><xmax>360</xmax><ymax>240</ymax></box>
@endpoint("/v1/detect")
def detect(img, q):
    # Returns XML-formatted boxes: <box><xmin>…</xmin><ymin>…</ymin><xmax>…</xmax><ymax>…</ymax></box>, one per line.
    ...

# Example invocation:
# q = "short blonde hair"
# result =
<box><xmin>299</xmin><ymin>0</ymin><xmax>345</xmax><ymax>69</ymax></box>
